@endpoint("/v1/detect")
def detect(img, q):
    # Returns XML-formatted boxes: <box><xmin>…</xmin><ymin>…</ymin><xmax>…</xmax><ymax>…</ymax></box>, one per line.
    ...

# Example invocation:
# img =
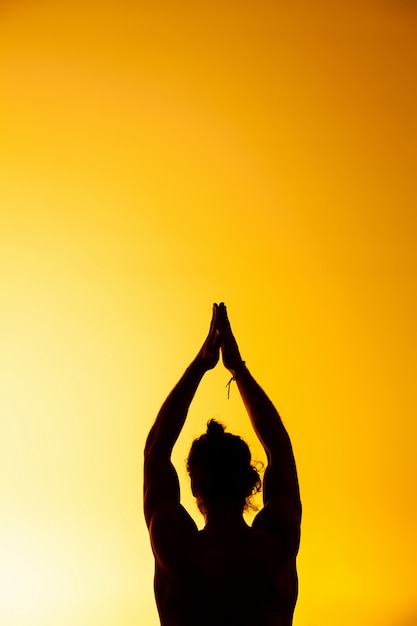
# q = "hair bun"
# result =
<box><xmin>206</xmin><ymin>419</ymin><xmax>225</xmax><ymax>439</ymax></box>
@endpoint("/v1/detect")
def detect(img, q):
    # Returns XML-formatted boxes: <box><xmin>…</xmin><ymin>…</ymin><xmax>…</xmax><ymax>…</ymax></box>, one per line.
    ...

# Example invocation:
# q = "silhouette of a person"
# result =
<box><xmin>144</xmin><ymin>303</ymin><xmax>301</xmax><ymax>626</ymax></box>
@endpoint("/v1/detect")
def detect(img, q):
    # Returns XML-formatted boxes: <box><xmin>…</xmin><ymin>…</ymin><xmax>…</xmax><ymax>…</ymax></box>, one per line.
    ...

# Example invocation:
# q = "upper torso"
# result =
<box><xmin>150</xmin><ymin>510</ymin><xmax>298</xmax><ymax>626</ymax></box>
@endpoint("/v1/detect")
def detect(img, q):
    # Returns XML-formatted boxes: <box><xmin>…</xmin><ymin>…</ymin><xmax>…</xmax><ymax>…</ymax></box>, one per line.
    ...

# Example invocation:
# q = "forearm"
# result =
<box><xmin>234</xmin><ymin>364</ymin><xmax>299</xmax><ymax>496</ymax></box>
<box><xmin>145</xmin><ymin>358</ymin><xmax>206</xmax><ymax>458</ymax></box>
<box><xmin>232</xmin><ymin>365</ymin><xmax>286</xmax><ymax>452</ymax></box>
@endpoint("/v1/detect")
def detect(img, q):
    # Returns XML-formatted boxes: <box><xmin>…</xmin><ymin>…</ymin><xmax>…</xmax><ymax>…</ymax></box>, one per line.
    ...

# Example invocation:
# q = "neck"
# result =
<box><xmin>203</xmin><ymin>504</ymin><xmax>246</xmax><ymax>530</ymax></box>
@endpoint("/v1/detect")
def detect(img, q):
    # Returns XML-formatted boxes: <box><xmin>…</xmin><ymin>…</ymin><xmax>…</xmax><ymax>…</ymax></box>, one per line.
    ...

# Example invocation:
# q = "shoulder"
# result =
<box><xmin>149</xmin><ymin>500</ymin><xmax>199</xmax><ymax>569</ymax></box>
<box><xmin>252</xmin><ymin>496</ymin><xmax>302</xmax><ymax>560</ymax></box>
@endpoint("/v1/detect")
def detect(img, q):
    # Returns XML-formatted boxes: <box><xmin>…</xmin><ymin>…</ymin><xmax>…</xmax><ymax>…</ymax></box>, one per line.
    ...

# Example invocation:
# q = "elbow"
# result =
<box><xmin>144</xmin><ymin>440</ymin><xmax>159</xmax><ymax>464</ymax></box>
<box><xmin>144</xmin><ymin>423</ymin><xmax>159</xmax><ymax>458</ymax></box>
<box><xmin>144</xmin><ymin>438</ymin><xmax>153</xmax><ymax>460</ymax></box>
<box><xmin>144</xmin><ymin>435</ymin><xmax>170</xmax><ymax>463</ymax></box>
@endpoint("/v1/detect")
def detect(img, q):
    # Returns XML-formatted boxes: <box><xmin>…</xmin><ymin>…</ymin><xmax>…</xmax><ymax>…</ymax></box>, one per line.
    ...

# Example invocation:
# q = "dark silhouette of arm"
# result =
<box><xmin>144</xmin><ymin>304</ymin><xmax>221</xmax><ymax>528</ymax></box>
<box><xmin>234</xmin><ymin>365</ymin><xmax>300</xmax><ymax>509</ymax></box>
<box><xmin>218</xmin><ymin>303</ymin><xmax>301</xmax><ymax>528</ymax></box>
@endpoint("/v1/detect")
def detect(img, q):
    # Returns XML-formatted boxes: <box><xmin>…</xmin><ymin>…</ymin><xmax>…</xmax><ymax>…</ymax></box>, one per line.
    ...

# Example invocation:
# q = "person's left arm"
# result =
<box><xmin>144</xmin><ymin>304</ymin><xmax>220</xmax><ymax>528</ymax></box>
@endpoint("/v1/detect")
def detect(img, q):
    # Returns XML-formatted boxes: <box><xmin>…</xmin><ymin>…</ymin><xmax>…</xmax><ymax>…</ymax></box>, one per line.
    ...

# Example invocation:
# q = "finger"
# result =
<box><xmin>215</xmin><ymin>303</ymin><xmax>226</xmax><ymax>332</ymax></box>
<box><xmin>220</xmin><ymin>307</ymin><xmax>232</xmax><ymax>336</ymax></box>
<box><xmin>217</xmin><ymin>302</ymin><xmax>228</xmax><ymax>328</ymax></box>
<box><xmin>220</xmin><ymin>302</ymin><xmax>229</xmax><ymax>320</ymax></box>
<box><xmin>207</xmin><ymin>303</ymin><xmax>218</xmax><ymax>337</ymax></box>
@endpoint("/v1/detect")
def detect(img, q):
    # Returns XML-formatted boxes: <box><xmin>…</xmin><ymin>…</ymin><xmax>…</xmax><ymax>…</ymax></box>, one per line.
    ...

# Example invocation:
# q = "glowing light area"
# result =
<box><xmin>0</xmin><ymin>521</ymin><xmax>150</xmax><ymax>626</ymax></box>
<box><xmin>1</xmin><ymin>1</ymin><xmax>416</xmax><ymax>625</ymax></box>
<box><xmin>0</xmin><ymin>524</ymin><xmax>89</xmax><ymax>621</ymax></box>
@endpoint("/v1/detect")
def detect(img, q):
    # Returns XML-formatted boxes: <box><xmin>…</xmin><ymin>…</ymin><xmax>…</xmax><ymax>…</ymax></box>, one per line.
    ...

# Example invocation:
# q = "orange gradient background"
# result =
<box><xmin>1</xmin><ymin>1</ymin><xmax>416</xmax><ymax>625</ymax></box>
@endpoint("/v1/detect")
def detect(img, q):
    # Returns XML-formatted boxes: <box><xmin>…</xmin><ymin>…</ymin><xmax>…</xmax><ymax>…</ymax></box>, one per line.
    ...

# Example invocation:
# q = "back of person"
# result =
<box><xmin>144</xmin><ymin>304</ymin><xmax>301</xmax><ymax>626</ymax></box>
<box><xmin>153</xmin><ymin>521</ymin><xmax>297</xmax><ymax>626</ymax></box>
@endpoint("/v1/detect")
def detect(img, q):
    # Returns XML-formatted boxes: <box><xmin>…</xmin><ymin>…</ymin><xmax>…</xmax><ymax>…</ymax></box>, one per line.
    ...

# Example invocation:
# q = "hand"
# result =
<box><xmin>217</xmin><ymin>303</ymin><xmax>244</xmax><ymax>374</ymax></box>
<box><xmin>195</xmin><ymin>303</ymin><xmax>222</xmax><ymax>371</ymax></box>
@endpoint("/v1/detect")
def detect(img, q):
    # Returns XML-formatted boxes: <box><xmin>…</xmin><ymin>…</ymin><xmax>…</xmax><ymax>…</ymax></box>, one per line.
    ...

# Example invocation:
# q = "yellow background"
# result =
<box><xmin>1</xmin><ymin>1</ymin><xmax>416</xmax><ymax>625</ymax></box>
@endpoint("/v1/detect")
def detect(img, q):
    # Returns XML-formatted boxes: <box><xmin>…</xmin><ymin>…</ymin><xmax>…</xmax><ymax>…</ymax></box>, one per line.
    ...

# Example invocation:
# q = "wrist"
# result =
<box><xmin>229</xmin><ymin>361</ymin><xmax>247</xmax><ymax>379</ymax></box>
<box><xmin>190</xmin><ymin>356</ymin><xmax>210</xmax><ymax>376</ymax></box>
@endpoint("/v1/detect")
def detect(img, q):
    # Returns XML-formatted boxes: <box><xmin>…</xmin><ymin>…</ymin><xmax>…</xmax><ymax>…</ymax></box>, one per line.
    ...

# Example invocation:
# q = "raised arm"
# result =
<box><xmin>218</xmin><ymin>304</ymin><xmax>301</xmax><ymax>517</ymax></box>
<box><xmin>144</xmin><ymin>304</ymin><xmax>221</xmax><ymax>527</ymax></box>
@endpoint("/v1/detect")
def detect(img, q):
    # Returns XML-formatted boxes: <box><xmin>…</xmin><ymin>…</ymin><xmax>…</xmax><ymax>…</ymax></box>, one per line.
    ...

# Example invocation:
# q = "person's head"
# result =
<box><xmin>186</xmin><ymin>419</ymin><xmax>261</xmax><ymax>516</ymax></box>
